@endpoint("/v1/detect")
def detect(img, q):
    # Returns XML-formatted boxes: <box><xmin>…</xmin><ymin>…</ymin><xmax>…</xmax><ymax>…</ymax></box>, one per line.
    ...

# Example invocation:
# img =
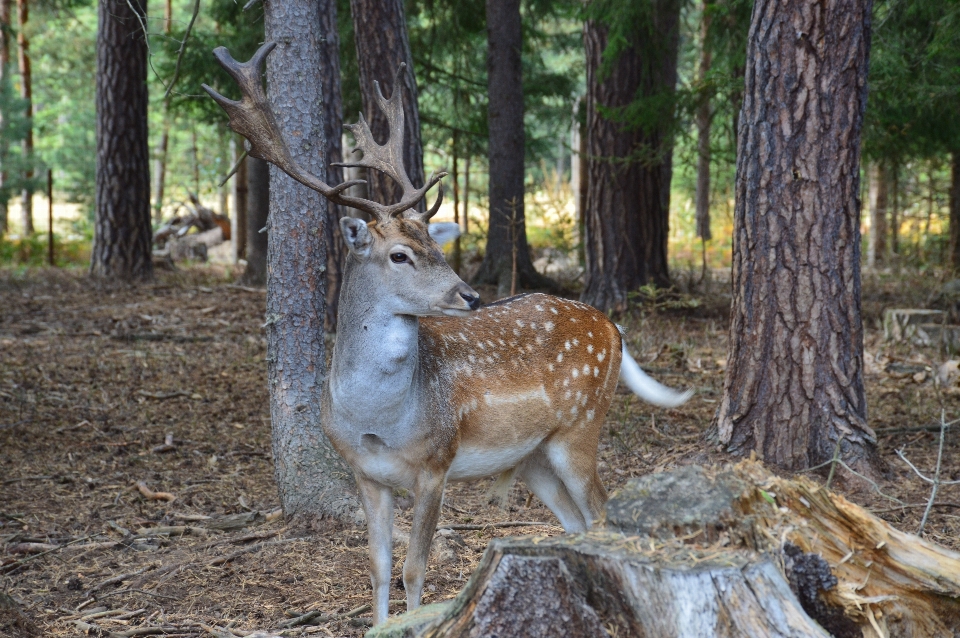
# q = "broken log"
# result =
<box><xmin>368</xmin><ymin>461</ymin><xmax>960</xmax><ymax>638</ymax></box>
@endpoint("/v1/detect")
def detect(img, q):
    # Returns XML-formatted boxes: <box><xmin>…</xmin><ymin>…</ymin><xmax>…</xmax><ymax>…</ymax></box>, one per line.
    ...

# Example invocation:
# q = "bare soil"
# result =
<box><xmin>2</xmin><ymin>266</ymin><xmax>959</xmax><ymax>637</ymax></box>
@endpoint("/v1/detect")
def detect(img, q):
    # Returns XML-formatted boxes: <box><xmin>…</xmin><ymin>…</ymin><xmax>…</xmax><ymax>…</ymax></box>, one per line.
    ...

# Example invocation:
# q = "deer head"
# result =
<box><xmin>203</xmin><ymin>43</ymin><xmax>479</xmax><ymax>317</ymax></box>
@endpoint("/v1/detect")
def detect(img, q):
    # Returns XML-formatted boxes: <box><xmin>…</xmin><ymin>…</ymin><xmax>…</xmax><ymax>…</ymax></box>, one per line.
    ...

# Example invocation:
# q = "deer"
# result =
<box><xmin>204</xmin><ymin>43</ymin><xmax>692</xmax><ymax>626</ymax></box>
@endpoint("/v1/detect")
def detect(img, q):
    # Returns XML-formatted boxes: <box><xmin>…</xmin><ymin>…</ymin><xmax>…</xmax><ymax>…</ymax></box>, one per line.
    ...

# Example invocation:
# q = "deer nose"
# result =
<box><xmin>460</xmin><ymin>291</ymin><xmax>481</xmax><ymax>310</ymax></box>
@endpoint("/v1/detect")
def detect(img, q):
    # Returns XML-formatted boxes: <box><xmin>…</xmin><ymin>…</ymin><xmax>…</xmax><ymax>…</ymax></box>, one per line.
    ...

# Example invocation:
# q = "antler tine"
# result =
<box><xmin>405</xmin><ymin>174</ymin><xmax>444</xmax><ymax>222</ymax></box>
<box><xmin>204</xmin><ymin>43</ymin><xmax>396</xmax><ymax>221</ymax></box>
<box><xmin>333</xmin><ymin>63</ymin><xmax>418</xmax><ymax>201</ymax></box>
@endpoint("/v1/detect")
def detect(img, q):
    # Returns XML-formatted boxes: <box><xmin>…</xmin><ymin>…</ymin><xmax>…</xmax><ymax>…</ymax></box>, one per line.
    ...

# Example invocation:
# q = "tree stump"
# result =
<box><xmin>368</xmin><ymin>461</ymin><xmax>960</xmax><ymax>638</ymax></box>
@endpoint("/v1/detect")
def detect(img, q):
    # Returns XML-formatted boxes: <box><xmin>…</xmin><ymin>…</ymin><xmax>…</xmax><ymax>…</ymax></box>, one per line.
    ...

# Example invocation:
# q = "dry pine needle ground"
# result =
<box><xmin>1</xmin><ymin>267</ymin><xmax>959</xmax><ymax>637</ymax></box>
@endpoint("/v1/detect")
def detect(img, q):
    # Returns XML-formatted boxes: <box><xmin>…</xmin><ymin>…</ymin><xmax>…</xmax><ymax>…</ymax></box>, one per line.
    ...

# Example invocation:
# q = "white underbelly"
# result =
<box><xmin>446</xmin><ymin>439</ymin><xmax>542</xmax><ymax>481</ymax></box>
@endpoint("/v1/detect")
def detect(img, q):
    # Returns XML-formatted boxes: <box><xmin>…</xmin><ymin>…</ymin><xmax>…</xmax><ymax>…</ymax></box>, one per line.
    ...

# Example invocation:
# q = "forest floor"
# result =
<box><xmin>2</xmin><ymin>265</ymin><xmax>960</xmax><ymax>637</ymax></box>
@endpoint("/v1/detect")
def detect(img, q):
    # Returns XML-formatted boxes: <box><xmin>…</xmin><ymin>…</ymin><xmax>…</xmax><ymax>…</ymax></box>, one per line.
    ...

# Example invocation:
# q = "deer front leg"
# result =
<box><xmin>357</xmin><ymin>477</ymin><xmax>394</xmax><ymax>625</ymax></box>
<box><xmin>403</xmin><ymin>471</ymin><xmax>446</xmax><ymax>611</ymax></box>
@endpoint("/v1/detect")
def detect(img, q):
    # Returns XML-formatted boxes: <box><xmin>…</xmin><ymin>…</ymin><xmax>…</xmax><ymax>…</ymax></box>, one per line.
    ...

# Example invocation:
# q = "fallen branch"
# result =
<box><xmin>279</xmin><ymin>603</ymin><xmax>372</xmax><ymax>629</ymax></box>
<box><xmin>1</xmin><ymin>534</ymin><xmax>102</xmax><ymax>572</ymax></box>
<box><xmin>0</xmin><ymin>418</ymin><xmax>31</xmax><ymax>430</ymax></box>
<box><xmin>137</xmin><ymin>390</ymin><xmax>190</xmax><ymax>400</ymax></box>
<box><xmin>90</xmin><ymin>568</ymin><xmax>154</xmax><ymax>594</ymax></box>
<box><xmin>136</xmin><ymin>481</ymin><xmax>177</xmax><ymax>503</ymax></box>
<box><xmin>207</xmin><ymin>538</ymin><xmax>300</xmax><ymax>566</ymax></box>
<box><xmin>436</xmin><ymin>521</ymin><xmax>558</xmax><ymax>532</ymax></box>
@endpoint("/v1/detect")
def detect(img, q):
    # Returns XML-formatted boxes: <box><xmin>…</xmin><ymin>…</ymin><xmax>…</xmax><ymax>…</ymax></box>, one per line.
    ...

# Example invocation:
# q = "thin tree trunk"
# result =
<box><xmin>231</xmin><ymin>136</ymin><xmax>247</xmax><ymax>263</ymax></box>
<box><xmin>695</xmin><ymin>1</ymin><xmax>712</xmax><ymax>245</ymax></box>
<box><xmin>474</xmin><ymin>0</ymin><xmax>553</xmax><ymax>295</ymax></box>
<box><xmin>890</xmin><ymin>161</ymin><xmax>899</xmax><ymax>256</ymax></box>
<box><xmin>190</xmin><ymin>125</ymin><xmax>200</xmax><ymax>196</ymax></box>
<box><xmin>0</xmin><ymin>0</ymin><xmax>10</xmax><ymax>237</ymax></box>
<box><xmin>867</xmin><ymin>162</ymin><xmax>888</xmax><ymax>269</ymax></box>
<box><xmin>242</xmin><ymin>156</ymin><xmax>268</xmax><ymax>285</ymax></box>
<box><xmin>951</xmin><ymin>152</ymin><xmax>960</xmax><ymax>271</ymax></box>
<box><xmin>319</xmin><ymin>0</ymin><xmax>345</xmax><ymax>333</ymax></box>
<box><xmin>16</xmin><ymin>0</ymin><xmax>31</xmax><ymax>235</ymax></box>
<box><xmin>714</xmin><ymin>0</ymin><xmax>878</xmax><ymax>475</ymax></box>
<box><xmin>153</xmin><ymin>122</ymin><xmax>169</xmax><ymax>223</ymax></box>
<box><xmin>263</xmin><ymin>0</ymin><xmax>360</xmax><ymax>527</ymax></box>
<box><xmin>349</xmin><ymin>0</ymin><xmax>424</xmax><ymax>211</ymax></box>
<box><xmin>452</xmin><ymin>135</ymin><xmax>461</xmax><ymax>274</ymax></box>
<box><xmin>463</xmin><ymin>155</ymin><xmax>470</xmax><ymax>237</ymax></box>
<box><xmin>91</xmin><ymin>0</ymin><xmax>152</xmax><ymax>280</ymax></box>
<box><xmin>580</xmin><ymin>3</ymin><xmax>680</xmax><ymax>313</ymax></box>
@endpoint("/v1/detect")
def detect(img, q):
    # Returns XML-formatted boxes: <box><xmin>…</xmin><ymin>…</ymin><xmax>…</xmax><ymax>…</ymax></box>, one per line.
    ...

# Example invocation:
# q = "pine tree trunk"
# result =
<box><xmin>230</xmin><ymin>136</ymin><xmax>247</xmax><ymax>263</ymax></box>
<box><xmin>950</xmin><ymin>153</ymin><xmax>960</xmax><ymax>271</ymax></box>
<box><xmin>319</xmin><ymin>0</ymin><xmax>345</xmax><ymax>333</ymax></box>
<box><xmin>0</xmin><ymin>0</ymin><xmax>10</xmax><ymax>237</ymax></box>
<box><xmin>714</xmin><ymin>0</ymin><xmax>878</xmax><ymax>475</ymax></box>
<box><xmin>91</xmin><ymin>0</ymin><xmax>152</xmax><ymax>280</ymax></box>
<box><xmin>242</xmin><ymin>156</ymin><xmax>268</xmax><ymax>286</ymax></box>
<box><xmin>867</xmin><ymin>162</ymin><xmax>888</xmax><ymax>269</ymax></box>
<box><xmin>580</xmin><ymin>3</ymin><xmax>680</xmax><ymax>314</ymax></box>
<box><xmin>153</xmin><ymin>121</ymin><xmax>169</xmax><ymax>223</ymax></box>
<box><xmin>16</xmin><ymin>0</ymin><xmax>31</xmax><ymax>235</ymax></box>
<box><xmin>349</xmin><ymin>0</ymin><xmax>424</xmax><ymax>211</ymax></box>
<box><xmin>695</xmin><ymin>2</ymin><xmax>712</xmax><ymax>244</ymax></box>
<box><xmin>474</xmin><ymin>0</ymin><xmax>553</xmax><ymax>295</ymax></box>
<box><xmin>264</xmin><ymin>0</ymin><xmax>360</xmax><ymax>527</ymax></box>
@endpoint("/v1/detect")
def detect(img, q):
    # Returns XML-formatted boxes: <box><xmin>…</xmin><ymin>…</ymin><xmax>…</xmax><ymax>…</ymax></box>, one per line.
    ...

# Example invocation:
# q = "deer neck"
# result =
<box><xmin>329</xmin><ymin>260</ymin><xmax>422</xmax><ymax>423</ymax></box>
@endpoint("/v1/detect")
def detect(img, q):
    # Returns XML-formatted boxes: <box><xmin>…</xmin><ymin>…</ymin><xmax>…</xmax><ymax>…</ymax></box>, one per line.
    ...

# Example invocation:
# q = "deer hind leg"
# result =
<box><xmin>403</xmin><ymin>470</ymin><xmax>446</xmax><ymax>613</ymax></box>
<box><xmin>356</xmin><ymin>477</ymin><xmax>394</xmax><ymax>626</ymax></box>
<box><xmin>545</xmin><ymin>438</ymin><xmax>607</xmax><ymax>529</ymax></box>
<box><xmin>517</xmin><ymin>451</ymin><xmax>587</xmax><ymax>533</ymax></box>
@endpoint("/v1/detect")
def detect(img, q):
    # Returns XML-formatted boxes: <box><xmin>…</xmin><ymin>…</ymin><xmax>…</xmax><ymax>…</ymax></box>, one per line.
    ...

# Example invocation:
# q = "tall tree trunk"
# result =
<box><xmin>452</xmin><ymin>134</ymin><xmax>461</xmax><ymax>274</ymax></box>
<box><xmin>580</xmin><ymin>2</ymin><xmax>680</xmax><ymax>313</ymax></box>
<box><xmin>695</xmin><ymin>1</ymin><xmax>712</xmax><ymax>244</ymax></box>
<box><xmin>153</xmin><ymin>121</ymin><xmax>169</xmax><ymax>223</ymax></box>
<box><xmin>190</xmin><ymin>125</ymin><xmax>200</xmax><ymax>196</ymax></box>
<box><xmin>320</xmin><ymin>0</ymin><xmax>345</xmax><ymax>333</ymax></box>
<box><xmin>867</xmin><ymin>161</ymin><xmax>888</xmax><ymax>268</ymax></box>
<box><xmin>890</xmin><ymin>161</ymin><xmax>899</xmax><ymax>256</ymax></box>
<box><xmin>714</xmin><ymin>0</ymin><xmax>878</xmax><ymax>475</ymax></box>
<box><xmin>242</xmin><ymin>156</ymin><xmax>268</xmax><ymax>285</ymax></box>
<box><xmin>91</xmin><ymin>0</ymin><xmax>152</xmax><ymax>280</ymax></box>
<box><xmin>230</xmin><ymin>136</ymin><xmax>247</xmax><ymax>263</ymax></box>
<box><xmin>474</xmin><ymin>0</ymin><xmax>553</xmax><ymax>295</ymax></box>
<box><xmin>349</xmin><ymin>0</ymin><xmax>424</xmax><ymax>211</ymax></box>
<box><xmin>16</xmin><ymin>0</ymin><xmax>31</xmax><ymax>235</ymax></box>
<box><xmin>951</xmin><ymin>152</ymin><xmax>960</xmax><ymax>271</ymax></box>
<box><xmin>0</xmin><ymin>0</ymin><xmax>10</xmax><ymax>237</ymax></box>
<box><xmin>463</xmin><ymin>155</ymin><xmax>470</xmax><ymax>237</ymax></box>
<box><xmin>263</xmin><ymin>0</ymin><xmax>360</xmax><ymax>527</ymax></box>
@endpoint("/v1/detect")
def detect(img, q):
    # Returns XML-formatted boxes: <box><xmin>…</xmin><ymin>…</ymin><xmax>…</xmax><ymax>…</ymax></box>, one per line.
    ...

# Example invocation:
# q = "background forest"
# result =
<box><xmin>0</xmin><ymin>0</ymin><xmax>955</xmax><ymax>277</ymax></box>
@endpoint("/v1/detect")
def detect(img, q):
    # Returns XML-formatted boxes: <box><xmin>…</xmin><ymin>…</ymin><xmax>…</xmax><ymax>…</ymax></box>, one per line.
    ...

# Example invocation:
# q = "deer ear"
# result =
<box><xmin>341</xmin><ymin>217</ymin><xmax>373</xmax><ymax>256</ymax></box>
<box><xmin>428</xmin><ymin>222</ymin><xmax>460</xmax><ymax>247</ymax></box>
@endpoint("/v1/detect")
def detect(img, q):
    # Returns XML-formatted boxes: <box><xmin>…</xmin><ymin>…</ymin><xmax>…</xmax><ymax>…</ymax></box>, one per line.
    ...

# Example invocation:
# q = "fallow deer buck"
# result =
<box><xmin>204</xmin><ymin>43</ymin><xmax>692</xmax><ymax>626</ymax></box>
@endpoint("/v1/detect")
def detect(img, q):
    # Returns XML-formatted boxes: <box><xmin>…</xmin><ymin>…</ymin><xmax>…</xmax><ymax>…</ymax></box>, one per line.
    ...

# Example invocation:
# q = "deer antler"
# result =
<box><xmin>202</xmin><ymin>43</ymin><xmax>446</xmax><ymax>222</ymax></box>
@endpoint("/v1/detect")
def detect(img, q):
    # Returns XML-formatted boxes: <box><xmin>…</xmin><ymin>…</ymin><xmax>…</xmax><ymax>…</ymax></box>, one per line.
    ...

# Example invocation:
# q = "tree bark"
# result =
<box><xmin>474</xmin><ymin>0</ymin><xmax>553</xmax><ymax>295</ymax></box>
<box><xmin>91</xmin><ymin>0</ymin><xmax>152</xmax><ymax>280</ymax></box>
<box><xmin>242</xmin><ymin>156</ymin><xmax>268</xmax><ymax>286</ymax></box>
<box><xmin>695</xmin><ymin>1</ymin><xmax>712</xmax><ymax>244</ymax></box>
<box><xmin>580</xmin><ymin>3</ymin><xmax>680</xmax><ymax>313</ymax></box>
<box><xmin>950</xmin><ymin>152</ymin><xmax>960</xmax><ymax>271</ymax></box>
<box><xmin>349</xmin><ymin>0</ymin><xmax>424</xmax><ymax>212</ymax></box>
<box><xmin>230</xmin><ymin>136</ymin><xmax>247</xmax><ymax>263</ymax></box>
<box><xmin>714</xmin><ymin>0</ymin><xmax>878</xmax><ymax>474</ymax></box>
<box><xmin>0</xmin><ymin>0</ymin><xmax>10</xmax><ymax>237</ymax></box>
<box><xmin>263</xmin><ymin>0</ymin><xmax>360</xmax><ymax>527</ymax></box>
<box><xmin>319</xmin><ymin>0</ymin><xmax>345</xmax><ymax>333</ymax></box>
<box><xmin>867</xmin><ymin>161</ymin><xmax>888</xmax><ymax>269</ymax></box>
<box><xmin>16</xmin><ymin>0</ymin><xmax>31</xmax><ymax>235</ymax></box>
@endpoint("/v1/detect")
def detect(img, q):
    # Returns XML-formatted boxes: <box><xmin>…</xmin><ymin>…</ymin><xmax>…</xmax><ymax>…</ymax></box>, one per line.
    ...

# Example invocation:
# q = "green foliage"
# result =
<box><xmin>865</xmin><ymin>0</ymin><xmax>960</xmax><ymax>161</ymax></box>
<box><xmin>0</xmin><ymin>68</ymin><xmax>41</xmax><ymax>208</ymax></box>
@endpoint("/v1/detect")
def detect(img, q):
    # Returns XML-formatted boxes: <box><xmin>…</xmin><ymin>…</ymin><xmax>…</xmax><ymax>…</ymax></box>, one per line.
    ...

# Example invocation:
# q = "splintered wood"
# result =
<box><xmin>370</xmin><ymin>460</ymin><xmax>960</xmax><ymax>638</ymax></box>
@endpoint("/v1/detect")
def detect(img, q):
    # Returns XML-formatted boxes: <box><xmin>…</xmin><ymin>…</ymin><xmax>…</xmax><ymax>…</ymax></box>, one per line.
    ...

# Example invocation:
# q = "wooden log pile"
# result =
<box><xmin>369</xmin><ymin>460</ymin><xmax>960</xmax><ymax>638</ymax></box>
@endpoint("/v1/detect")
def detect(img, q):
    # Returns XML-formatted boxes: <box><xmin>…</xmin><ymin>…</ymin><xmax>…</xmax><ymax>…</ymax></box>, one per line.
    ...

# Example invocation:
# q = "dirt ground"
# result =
<box><xmin>2</xmin><ymin>266</ymin><xmax>959</xmax><ymax>637</ymax></box>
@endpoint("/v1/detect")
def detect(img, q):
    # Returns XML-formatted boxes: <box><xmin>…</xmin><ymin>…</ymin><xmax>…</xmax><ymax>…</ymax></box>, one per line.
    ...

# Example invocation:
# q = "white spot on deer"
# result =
<box><xmin>588</xmin><ymin>331</ymin><xmax>594</xmax><ymax>338</ymax></box>
<box><xmin>565</xmin><ymin>390</ymin><xmax>572</xmax><ymax>400</ymax></box>
<box><xmin>557</xmin><ymin>353</ymin><xmax>564</xmax><ymax>363</ymax></box>
<box><xmin>548</xmin><ymin>363</ymin><xmax>554</xmax><ymax>372</ymax></box>
<box><xmin>536</xmin><ymin>336</ymin><xmax>544</xmax><ymax>345</ymax></box>
<box><xmin>573</xmin><ymin>338</ymin><xmax>579</xmax><ymax>346</ymax></box>
<box><xmin>526</xmin><ymin>345</ymin><xmax>534</xmax><ymax>353</ymax></box>
<box><xmin>563</xmin><ymin>378</ymin><xmax>570</xmax><ymax>387</ymax></box>
<box><xmin>459</xmin><ymin>332</ymin><xmax>467</xmax><ymax>342</ymax></box>
<box><xmin>550</xmin><ymin>307</ymin><xmax>558</xmax><ymax>315</ymax></box>
<box><xmin>575</xmin><ymin>390</ymin><xmax>582</xmax><ymax>402</ymax></box>
<box><xmin>572</xmin><ymin>368</ymin><xmax>579</xmax><ymax>379</ymax></box>
<box><xmin>478</xmin><ymin>342</ymin><xmax>486</xmax><ymax>350</ymax></box>
<box><xmin>582</xmin><ymin>364</ymin><xmax>590</xmax><ymax>375</ymax></box>
<box><xmin>487</xmin><ymin>340</ymin><xmax>495</xmax><ymax>348</ymax></box>
<box><xmin>556</xmin><ymin>410</ymin><xmax>563</xmax><ymax>420</ymax></box>
<box><xmin>587</xmin><ymin>344</ymin><xmax>594</xmax><ymax>354</ymax></box>
<box><xmin>468</xmin><ymin>355</ymin><xmax>476</xmax><ymax>364</ymax></box>
<box><xmin>516</xmin><ymin>319</ymin><xmax>525</xmax><ymax>327</ymax></box>
<box><xmin>570</xmin><ymin>318</ymin><xmax>577</xmax><ymax>323</ymax></box>
<box><xmin>598</xmin><ymin>350</ymin><xmax>606</xmax><ymax>362</ymax></box>
<box><xmin>593</xmin><ymin>367</ymin><xmax>599</xmax><ymax>377</ymax></box>
<box><xmin>513</xmin><ymin>329</ymin><xmax>521</xmax><ymax>337</ymax></box>
<box><xmin>498</xmin><ymin>339</ymin><xmax>506</xmax><ymax>346</ymax></box>
<box><xmin>565</xmin><ymin>341</ymin><xmax>571</xmax><ymax>350</ymax></box>
<box><xmin>544</xmin><ymin>321</ymin><xmax>554</xmax><ymax>331</ymax></box>
<box><xmin>483</xmin><ymin>385</ymin><xmax>551</xmax><ymax>408</ymax></box>
<box><xmin>535</xmin><ymin>304</ymin><xmax>544</xmax><ymax>311</ymax></box>
<box><xmin>531</xmin><ymin>322</ymin><xmax>537</xmax><ymax>329</ymax></box>
<box><xmin>570</xmin><ymin>405</ymin><xmax>578</xmax><ymax>416</ymax></box>
<box><xmin>486</xmin><ymin>356</ymin><xmax>494</xmax><ymax>364</ymax></box>
<box><xmin>586</xmin><ymin>409</ymin><xmax>595</xmax><ymax>421</ymax></box>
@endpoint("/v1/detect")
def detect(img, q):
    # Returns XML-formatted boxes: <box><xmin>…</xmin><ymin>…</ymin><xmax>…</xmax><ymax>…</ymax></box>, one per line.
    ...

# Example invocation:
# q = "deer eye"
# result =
<box><xmin>390</xmin><ymin>252</ymin><xmax>409</xmax><ymax>264</ymax></box>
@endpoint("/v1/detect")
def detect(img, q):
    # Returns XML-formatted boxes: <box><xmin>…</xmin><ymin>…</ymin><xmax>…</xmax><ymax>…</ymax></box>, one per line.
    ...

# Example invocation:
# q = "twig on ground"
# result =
<box><xmin>0</xmin><ymin>534</ymin><xmax>101</xmax><ymax>572</ymax></box>
<box><xmin>55</xmin><ymin>419</ymin><xmax>91</xmax><ymax>433</ymax></box>
<box><xmin>0</xmin><ymin>418</ymin><xmax>31</xmax><ymax>430</ymax></box>
<box><xmin>90</xmin><ymin>567</ymin><xmax>155</xmax><ymax>594</ymax></box>
<box><xmin>871</xmin><ymin>502</ymin><xmax>960</xmax><ymax>514</ymax></box>
<box><xmin>137</xmin><ymin>390</ymin><xmax>190</xmax><ymax>400</ymax></box>
<box><xmin>826</xmin><ymin>435</ymin><xmax>845</xmax><ymax>489</ymax></box>
<box><xmin>92</xmin><ymin>587</ymin><xmax>180</xmax><ymax>602</ymax></box>
<box><xmin>436</xmin><ymin>521</ymin><xmax>558</xmax><ymax>531</ymax></box>
<box><xmin>895</xmin><ymin>410</ymin><xmax>960</xmax><ymax>536</ymax></box>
